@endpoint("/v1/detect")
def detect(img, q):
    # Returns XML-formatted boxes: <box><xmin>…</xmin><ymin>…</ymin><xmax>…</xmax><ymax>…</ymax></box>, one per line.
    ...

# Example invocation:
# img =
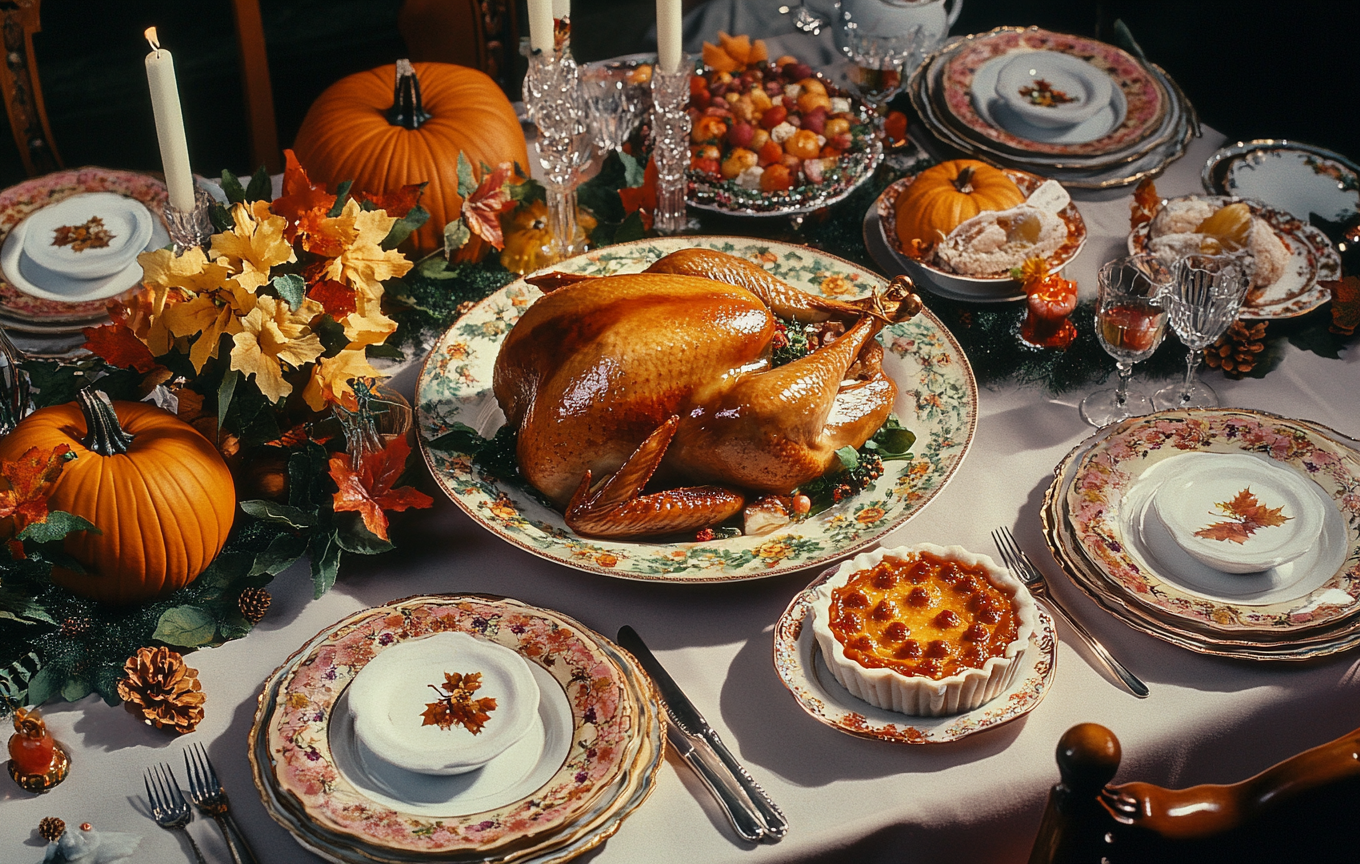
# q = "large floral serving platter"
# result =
<box><xmin>1203</xmin><ymin>139</ymin><xmax>1360</xmax><ymax>225</ymax></box>
<box><xmin>939</xmin><ymin>27</ymin><xmax>1166</xmax><ymax>159</ymax></box>
<box><xmin>1064</xmin><ymin>410</ymin><xmax>1360</xmax><ymax>636</ymax></box>
<box><xmin>263</xmin><ymin>596</ymin><xmax>649</xmax><ymax>856</ymax></box>
<box><xmin>416</xmin><ymin>237</ymin><xmax>978</xmax><ymax>583</ymax></box>
<box><xmin>1128</xmin><ymin>194</ymin><xmax>1341</xmax><ymax>320</ymax></box>
<box><xmin>773</xmin><ymin>565</ymin><xmax>1056</xmax><ymax>743</ymax></box>
<box><xmin>0</xmin><ymin>167</ymin><xmax>167</xmax><ymax>323</ymax></box>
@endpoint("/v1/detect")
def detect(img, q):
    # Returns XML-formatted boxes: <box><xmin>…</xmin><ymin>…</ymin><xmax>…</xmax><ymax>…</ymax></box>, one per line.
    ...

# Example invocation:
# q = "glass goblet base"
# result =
<box><xmin>1153</xmin><ymin>379</ymin><xmax>1219</xmax><ymax>411</ymax></box>
<box><xmin>1079</xmin><ymin>388</ymin><xmax>1154</xmax><ymax>427</ymax></box>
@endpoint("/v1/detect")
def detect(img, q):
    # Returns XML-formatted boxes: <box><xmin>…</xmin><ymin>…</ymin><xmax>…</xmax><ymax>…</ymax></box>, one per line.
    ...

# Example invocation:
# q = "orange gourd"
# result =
<box><xmin>894</xmin><ymin>160</ymin><xmax>1025</xmax><ymax>248</ymax></box>
<box><xmin>0</xmin><ymin>390</ymin><xmax>235</xmax><ymax>605</ymax></box>
<box><xmin>292</xmin><ymin>60</ymin><xmax>530</xmax><ymax>256</ymax></box>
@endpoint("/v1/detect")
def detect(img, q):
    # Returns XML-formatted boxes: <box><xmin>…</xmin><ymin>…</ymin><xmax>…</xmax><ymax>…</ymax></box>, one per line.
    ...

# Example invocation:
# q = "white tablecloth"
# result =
<box><xmin>6</xmin><ymin>120</ymin><xmax>1360</xmax><ymax>864</ymax></box>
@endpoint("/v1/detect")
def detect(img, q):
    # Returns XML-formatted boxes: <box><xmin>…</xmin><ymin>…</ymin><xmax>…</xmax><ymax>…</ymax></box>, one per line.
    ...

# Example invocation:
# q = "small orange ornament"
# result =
<box><xmin>7</xmin><ymin>707</ymin><xmax>70</xmax><ymax>794</ymax></box>
<box><xmin>1015</xmin><ymin>257</ymin><xmax>1078</xmax><ymax>350</ymax></box>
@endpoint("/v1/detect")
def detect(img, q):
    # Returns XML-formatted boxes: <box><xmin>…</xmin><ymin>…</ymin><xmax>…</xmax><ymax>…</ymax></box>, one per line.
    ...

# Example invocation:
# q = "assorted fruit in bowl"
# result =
<box><xmin>687</xmin><ymin>36</ymin><xmax>881</xmax><ymax>213</ymax></box>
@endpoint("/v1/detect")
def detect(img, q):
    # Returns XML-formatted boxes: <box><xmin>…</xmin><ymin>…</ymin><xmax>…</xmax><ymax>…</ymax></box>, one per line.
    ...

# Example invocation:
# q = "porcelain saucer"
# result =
<box><xmin>971</xmin><ymin>50</ymin><xmax>1127</xmax><ymax>145</ymax></box>
<box><xmin>1</xmin><ymin>206</ymin><xmax>166</xmax><ymax>304</ymax></box>
<box><xmin>994</xmin><ymin>51</ymin><xmax>1113</xmax><ymax>130</ymax></box>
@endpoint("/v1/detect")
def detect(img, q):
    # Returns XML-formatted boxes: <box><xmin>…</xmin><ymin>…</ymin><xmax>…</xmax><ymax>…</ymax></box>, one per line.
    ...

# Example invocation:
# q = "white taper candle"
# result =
<box><xmin>143</xmin><ymin>28</ymin><xmax>196</xmax><ymax>212</ymax></box>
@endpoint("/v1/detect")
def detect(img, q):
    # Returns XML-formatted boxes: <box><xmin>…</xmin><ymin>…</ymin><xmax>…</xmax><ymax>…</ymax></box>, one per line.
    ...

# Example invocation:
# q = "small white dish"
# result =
<box><xmin>1149</xmin><ymin>452</ymin><xmax>1324</xmax><ymax>574</ymax></box>
<box><xmin>1</xmin><ymin>209</ymin><xmax>167</xmax><ymax>304</ymax></box>
<box><xmin>995</xmin><ymin>51</ymin><xmax>1113</xmax><ymax>130</ymax></box>
<box><xmin>21</xmin><ymin>193</ymin><xmax>153</xmax><ymax>279</ymax></box>
<box><xmin>347</xmin><ymin>631</ymin><xmax>541</xmax><ymax>776</ymax></box>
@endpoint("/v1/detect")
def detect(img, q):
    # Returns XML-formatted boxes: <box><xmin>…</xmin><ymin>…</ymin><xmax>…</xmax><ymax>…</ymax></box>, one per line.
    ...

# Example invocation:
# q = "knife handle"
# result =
<box><xmin>669</xmin><ymin>728</ymin><xmax>768</xmax><ymax>843</ymax></box>
<box><xmin>702</xmin><ymin>731</ymin><xmax>789</xmax><ymax>838</ymax></box>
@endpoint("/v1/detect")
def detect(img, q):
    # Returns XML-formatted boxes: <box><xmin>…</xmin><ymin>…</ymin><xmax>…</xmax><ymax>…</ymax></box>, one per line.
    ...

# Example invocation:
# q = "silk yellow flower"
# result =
<box><xmin>323</xmin><ymin>199</ymin><xmax>413</xmax><ymax>296</ymax></box>
<box><xmin>230</xmin><ymin>295</ymin><xmax>325</xmax><ymax>403</ymax></box>
<box><xmin>210</xmin><ymin>200</ymin><xmax>295</xmax><ymax>287</ymax></box>
<box><xmin>303</xmin><ymin>346</ymin><xmax>384</xmax><ymax>411</ymax></box>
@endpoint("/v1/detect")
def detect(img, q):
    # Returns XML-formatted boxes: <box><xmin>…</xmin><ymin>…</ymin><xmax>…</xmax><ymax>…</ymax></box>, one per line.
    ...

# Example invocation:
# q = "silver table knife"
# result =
<box><xmin>617</xmin><ymin>626</ymin><xmax>788</xmax><ymax>842</ymax></box>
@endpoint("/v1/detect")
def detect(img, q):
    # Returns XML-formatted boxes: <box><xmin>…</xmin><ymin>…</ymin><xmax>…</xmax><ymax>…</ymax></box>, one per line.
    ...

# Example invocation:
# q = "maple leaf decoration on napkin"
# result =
<box><xmin>328</xmin><ymin>437</ymin><xmax>434</xmax><ymax>541</ymax></box>
<box><xmin>422</xmin><ymin>671</ymin><xmax>497</xmax><ymax>734</ymax></box>
<box><xmin>1194</xmin><ymin>487</ymin><xmax>1292</xmax><ymax>544</ymax></box>
<box><xmin>52</xmin><ymin>216</ymin><xmax>114</xmax><ymax>251</ymax></box>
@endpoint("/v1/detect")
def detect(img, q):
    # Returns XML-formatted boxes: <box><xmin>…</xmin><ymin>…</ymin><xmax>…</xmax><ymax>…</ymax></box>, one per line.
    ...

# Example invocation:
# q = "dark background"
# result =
<box><xmin>3</xmin><ymin>0</ymin><xmax>1357</xmax><ymax>186</ymax></box>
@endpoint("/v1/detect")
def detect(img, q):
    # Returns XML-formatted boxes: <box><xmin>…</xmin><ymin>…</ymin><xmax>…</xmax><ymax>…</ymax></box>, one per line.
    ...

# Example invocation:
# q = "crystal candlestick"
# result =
<box><xmin>650</xmin><ymin>58</ymin><xmax>691</xmax><ymax>235</ymax></box>
<box><xmin>163</xmin><ymin>186</ymin><xmax>214</xmax><ymax>254</ymax></box>
<box><xmin>524</xmin><ymin>48</ymin><xmax>589</xmax><ymax>263</ymax></box>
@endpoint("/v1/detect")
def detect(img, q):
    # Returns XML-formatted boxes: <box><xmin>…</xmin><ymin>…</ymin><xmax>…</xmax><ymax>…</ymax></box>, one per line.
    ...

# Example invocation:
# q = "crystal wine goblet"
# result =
<box><xmin>841</xmin><ymin>25</ymin><xmax>922</xmax><ymax>128</ymax></box>
<box><xmin>582</xmin><ymin>65</ymin><xmax>645</xmax><ymax>156</ymax></box>
<box><xmin>1152</xmin><ymin>254</ymin><xmax>1252</xmax><ymax>411</ymax></box>
<box><xmin>1079</xmin><ymin>255</ymin><xmax>1171</xmax><ymax>427</ymax></box>
<box><xmin>781</xmin><ymin>0</ymin><xmax>827</xmax><ymax>34</ymax></box>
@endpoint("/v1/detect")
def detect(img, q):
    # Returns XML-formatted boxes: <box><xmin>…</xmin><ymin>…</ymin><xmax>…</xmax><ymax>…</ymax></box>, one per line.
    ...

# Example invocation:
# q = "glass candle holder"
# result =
<box><xmin>650</xmin><ymin>56</ymin><xmax>691</xmax><ymax>235</ymax></box>
<box><xmin>330</xmin><ymin>378</ymin><xmax>413</xmax><ymax>468</ymax></box>
<box><xmin>163</xmin><ymin>186</ymin><xmax>214</xmax><ymax>254</ymax></box>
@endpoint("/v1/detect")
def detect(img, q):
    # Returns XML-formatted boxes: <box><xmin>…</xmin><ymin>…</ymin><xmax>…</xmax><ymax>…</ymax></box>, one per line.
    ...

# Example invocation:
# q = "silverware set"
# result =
<box><xmin>143</xmin><ymin>743</ymin><xmax>259</xmax><ymax>864</ymax></box>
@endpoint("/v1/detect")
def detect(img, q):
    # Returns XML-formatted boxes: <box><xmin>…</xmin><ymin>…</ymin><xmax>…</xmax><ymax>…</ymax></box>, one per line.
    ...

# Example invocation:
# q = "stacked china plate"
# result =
<box><xmin>1041</xmin><ymin>409</ymin><xmax>1360</xmax><ymax>660</ymax></box>
<box><xmin>248</xmin><ymin>594</ymin><xmax>664</xmax><ymax>864</ymax></box>
<box><xmin>0</xmin><ymin>169</ymin><xmax>169</xmax><ymax>357</ymax></box>
<box><xmin>908</xmin><ymin>27</ymin><xmax>1196</xmax><ymax>189</ymax></box>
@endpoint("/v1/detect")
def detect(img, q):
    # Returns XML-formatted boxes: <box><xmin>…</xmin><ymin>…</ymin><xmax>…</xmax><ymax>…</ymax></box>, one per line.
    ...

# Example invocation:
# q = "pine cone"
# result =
<box><xmin>239</xmin><ymin>587</ymin><xmax>272</xmax><ymax>624</ymax></box>
<box><xmin>39</xmin><ymin>817</ymin><xmax>65</xmax><ymax>842</ymax></box>
<box><xmin>116</xmin><ymin>646</ymin><xmax>205</xmax><ymax>734</ymax></box>
<box><xmin>1205</xmin><ymin>320</ymin><xmax>1267</xmax><ymax>378</ymax></box>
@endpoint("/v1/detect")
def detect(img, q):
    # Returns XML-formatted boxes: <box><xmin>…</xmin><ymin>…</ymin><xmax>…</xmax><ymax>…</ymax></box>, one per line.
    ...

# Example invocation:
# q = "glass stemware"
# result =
<box><xmin>841</xmin><ymin>26</ymin><xmax>920</xmax><ymax>125</ymax></box>
<box><xmin>1079</xmin><ymin>255</ymin><xmax>1170</xmax><ymax>427</ymax></box>
<box><xmin>582</xmin><ymin>66</ymin><xmax>645</xmax><ymax>156</ymax></box>
<box><xmin>1153</xmin><ymin>254</ymin><xmax>1252</xmax><ymax>411</ymax></box>
<box><xmin>781</xmin><ymin>1</ymin><xmax>827</xmax><ymax>34</ymax></box>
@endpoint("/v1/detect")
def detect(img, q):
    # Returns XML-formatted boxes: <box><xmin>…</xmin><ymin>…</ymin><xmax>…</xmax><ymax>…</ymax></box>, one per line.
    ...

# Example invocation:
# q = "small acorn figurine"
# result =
<box><xmin>7</xmin><ymin>707</ymin><xmax>71</xmax><ymax>793</ymax></box>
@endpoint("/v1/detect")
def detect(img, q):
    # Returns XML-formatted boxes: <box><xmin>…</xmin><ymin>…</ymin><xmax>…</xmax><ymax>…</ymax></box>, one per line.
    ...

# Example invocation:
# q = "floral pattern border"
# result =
<box><xmin>267</xmin><ymin>596</ymin><xmax>636</xmax><ymax>854</ymax></box>
<box><xmin>1066</xmin><ymin>411</ymin><xmax>1360</xmax><ymax>632</ymax></box>
<box><xmin>415</xmin><ymin>236</ymin><xmax>979</xmax><ymax>583</ymax></box>
<box><xmin>772</xmin><ymin>567</ymin><xmax>1056</xmax><ymax>744</ymax></box>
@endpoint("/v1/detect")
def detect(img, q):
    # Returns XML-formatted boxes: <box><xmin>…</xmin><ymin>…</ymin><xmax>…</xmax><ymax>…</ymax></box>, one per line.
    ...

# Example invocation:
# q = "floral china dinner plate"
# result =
<box><xmin>265</xmin><ymin>595</ymin><xmax>647</xmax><ymax>856</ymax></box>
<box><xmin>774</xmin><ymin>565</ymin><xmax>1057</xmax><ymax>743</ymax></box>
<box><xmin>1202</xmin><ymin>139</ymin><xmax>1360</xmax><ymax>225</ymax></box>
<box><xmin>416</xmin><ymin>237</ymin><xmax>978</xmax><ymax>583</ymax></box>
<box><xmin>1064</xmin><ymin>410</ymin><xmax>1360</xmax><ymax>637</ymax></box>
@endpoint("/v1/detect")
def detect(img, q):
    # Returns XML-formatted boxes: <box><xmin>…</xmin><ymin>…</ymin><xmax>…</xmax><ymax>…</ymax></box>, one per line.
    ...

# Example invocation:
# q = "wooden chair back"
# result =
<box><xmin>1030</xmin><ymin>722</ymin><xmax>1360</xmax><ymax>864</ymax></box>
<box><xmin>398</xmin><ymin>0</ymin><xmax>520</xmax><ymax>96</ymax></box>
<box><xmin>0</xmin><ymin>0</ymin><xmax>280</xmax><ymax>177</ymax></box>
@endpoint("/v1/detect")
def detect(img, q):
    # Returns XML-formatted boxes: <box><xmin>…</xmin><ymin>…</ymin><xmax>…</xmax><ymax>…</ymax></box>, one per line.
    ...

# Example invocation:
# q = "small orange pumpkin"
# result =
<box><xmin>894</xmin><ymin>159</ymin><xmax>1025</xmax><ymax>248</ymax></box>
<box><xmin>292</xmin><ymin>59</ymin><xmax>530</xmax><ymax>256</ymax></box>
<box><xmin>0</xmin><ymin>390</ymin><xmax>235</xmax><ymax>605</ymax></box>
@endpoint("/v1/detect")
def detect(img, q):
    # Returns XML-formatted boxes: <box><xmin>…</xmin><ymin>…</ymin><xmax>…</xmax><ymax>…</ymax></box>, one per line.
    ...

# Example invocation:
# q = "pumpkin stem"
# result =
<box><xmin>952</xmin><ymin>165</ymin><xmax>976</xmax><ymax>195</ymax></box>
<box><xmin>78</xmin><ymin>388</ymin><xmax>133</xmax><ymax>456</ymax></box>
<box><xmin>387</xmin><ymin>59</ymin><xmax>431</xmax><ymax>130</ymax></box>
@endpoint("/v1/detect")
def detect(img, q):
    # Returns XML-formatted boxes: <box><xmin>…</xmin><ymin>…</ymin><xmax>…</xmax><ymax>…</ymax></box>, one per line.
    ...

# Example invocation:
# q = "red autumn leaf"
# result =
<box><xmin>272</xmin><ymin>149</ymin><xmax>338</xmax><ymax>245</ymax></box>
<box><xmin>1130</xmin><ymin>178</ymin><xmax>1160</xmax><ymax>230</ymax></box>
<box><xmin>0</xmin><ymin>444</ymin><xmax>74</xmax><ymax>533</ymax></box>
<box><xmin>619</xmin><ymin>159</ymin><xmax>658</xmax><ymax>231</ymax></box>
<box><xmin>308</xmin><ymin>279</ymin><xmax>358</xmax><ymax>318</ymax></box>
<box><xmin>1322</xmin><ymin>275</ymin><xmax>1360</xmax><ymax>336</ymax></box>
<box><xmin>329</xmin><ymin>437</ymin><xmax>434</xmax><ymax>541</ymax></box>
<box><xmin>461</xmin><ymin>163</ymin><xmax>517</xmax><ymax>250</ymax></box>
<box><xmin>421</xmin><ymin>671</ymin><xmax>498</xmax><ymax>734</ymax></box>
<box><xmin>358</xmin><ymin>182</ymin><xmax>426</xmax><ymax>218</ymax></box>
<box><xmin>82</xmin><ymin>322</ymin><xmax>159</xmax><ymax>373</ymax></box>
<box><xmin>1194</xmin><ymin>487</ymin><xmax>1292</xmax><ymax>544</ymax></box>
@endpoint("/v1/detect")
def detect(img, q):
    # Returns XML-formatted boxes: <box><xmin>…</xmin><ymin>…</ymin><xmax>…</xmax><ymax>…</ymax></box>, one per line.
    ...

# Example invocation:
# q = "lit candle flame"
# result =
<box><xmin>145</xmin><ymin>27</ymin><xmax>160</xmax><ymax>52</ymax></box>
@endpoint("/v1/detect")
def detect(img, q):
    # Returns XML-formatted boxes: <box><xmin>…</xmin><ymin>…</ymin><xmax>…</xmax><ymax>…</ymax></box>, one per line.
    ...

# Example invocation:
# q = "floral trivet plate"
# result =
<box><xmin>416</xmin><ymin>236</ymin><xmax>978</xmax><ymax>582</ymax></box>
<box><xmin>265</xmin><ymin>595</ymin><xmax>647</xmax><ymax>856</ymax></box>
<box><xmin>774</xmin><ymin>564</ymin><xmax>1056</xmax><ymax>743</ymax></box>
<box><xmin>1064</xmin><ymin>410</ymin><xmax>1360</xmax><ymax>636</ymax></box>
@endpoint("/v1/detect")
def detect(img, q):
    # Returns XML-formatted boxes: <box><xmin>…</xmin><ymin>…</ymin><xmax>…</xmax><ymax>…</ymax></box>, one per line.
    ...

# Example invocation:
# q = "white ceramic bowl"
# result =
<box><xmin>347</xmin><ymin>631</ymin><xmax>541</xmax><ymax>775</ymax></box>
<box><xmin>1151</xmin><ymin>452</ymin><xmax>1323</xmax><ymax>574</ymax></box>
<box><xmin>994</xmin><ymin>51</ymin><xmax>1113</xmax><ymax>130</ymax></box>
<box><xmin>21</xmin><ymin>193</ymin><xmax>154</xmax><ymax>280</ymax></box>
<box><xmin>811</xmin><ymin>543</ymin><xmax>1036</xmax><ymax>717</ymax></box>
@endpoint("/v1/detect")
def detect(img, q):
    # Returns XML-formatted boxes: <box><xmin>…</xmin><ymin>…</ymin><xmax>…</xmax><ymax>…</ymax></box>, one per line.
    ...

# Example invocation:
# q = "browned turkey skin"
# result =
<box><xmin>492</xmin><ymin>248</ymin><xmax>921</xmax><ymax>538</ymax></box>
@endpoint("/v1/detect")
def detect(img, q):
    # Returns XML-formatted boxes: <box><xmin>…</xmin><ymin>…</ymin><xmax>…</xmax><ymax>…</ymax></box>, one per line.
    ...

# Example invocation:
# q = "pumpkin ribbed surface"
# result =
<box><xmin>292</xmin><ymin>61</ymin><xmax>530</xmax><ymax>255</ymax></box>
<box><xmin>894</xmin><ymin>159</ymin><xmax>1025</xmax><ymax>247</ymax></box>
<box><xmin>0</xmin><ymin>401</ymin><xmax>235</xmax><ymax>605</ymax></box>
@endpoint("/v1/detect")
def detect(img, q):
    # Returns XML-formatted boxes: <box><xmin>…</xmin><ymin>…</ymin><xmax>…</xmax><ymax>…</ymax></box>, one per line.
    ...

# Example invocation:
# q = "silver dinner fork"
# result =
<box><xmin>184</xmin><ymin>741</ymin><xmax>260</xmax><ymax>864</ymax></box>
<box><xmin>992</xmin><ymin>526</ymin><xmax>1150</xmax><ymax>698</ymax></box>
<box><xmin>144</xmin><ymin>763</ymin><xmax>208</xmax><ymax>864</ymax></box>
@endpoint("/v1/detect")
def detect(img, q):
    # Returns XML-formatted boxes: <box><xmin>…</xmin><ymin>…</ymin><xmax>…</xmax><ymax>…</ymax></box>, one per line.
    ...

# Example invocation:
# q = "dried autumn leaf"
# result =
<box><xmin>421</xmin><ymin>671</ymin><xmax>497</xmax><ymax>734</ymax></box>
<box><xmin>1194</xmin><ymin>487</ymin><xmax>1292</xmax><ymax>544</ymax></box>
<box><xmin>1194</xmin><ymin>520</ymin><xmax>1254</xmax><ymax>544</ymax></box>
<box><xmin>308</xmin><ymin>279</ymin><xmax>358</xmax><ymax>318</ymax></box>
<box><xmin>328</xmin><ymin>436</ymin><xmax>434</xmax><ymax>541</ymax></box>
<box><xmin>82</xmin><ymin>322</ymin><xmax>160</xmax><ymax>373</ymax></box>
<box><xmin>461</xmin><ymin>163</ymin><xmax>516</xmax><ymax>250</ymax></box>
<box><xmin>358</xmin><ymin>183</ymin><xmax>426</xmax><ymax>219</ymax></box>
<box><xmin>272</xmin><ymin>149</ymin><xmax>337</xmax><ymax>245</ymax></box>
<box><xmin>0</xmin><ymin>444</ymin><xmax>74</xmax><ymax>532</ymax></box>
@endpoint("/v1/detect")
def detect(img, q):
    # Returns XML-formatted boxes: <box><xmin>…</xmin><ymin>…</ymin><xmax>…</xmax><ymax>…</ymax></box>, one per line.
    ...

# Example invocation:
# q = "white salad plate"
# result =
<box><xmin>1</xmin><ymin>204</ymin><xmax>166</xmax><ymax>303</ymax></box>
<box><xmin>22</xmin><ymin>192</ymin><xmax>154</xmax><ymax>278</ymax></box>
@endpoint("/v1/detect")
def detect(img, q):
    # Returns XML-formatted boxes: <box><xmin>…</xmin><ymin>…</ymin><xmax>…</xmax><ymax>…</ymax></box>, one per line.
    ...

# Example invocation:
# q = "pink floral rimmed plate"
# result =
<box><xmin>0</xmin><ymin>167</ymin><xmax>167</xmax><ymax>324</ymax></box>
<box><xmin>264</xmin><ymin>595</ymin><xmax>652</xmax><ymax>857</ymax></box>
<box><xmin>1063</xmin><ymin>410</ymin><xmax>1360</xmax><ymax>638</ymax></box>
<box><xmin>939</xmin><ymin>27</ymin><xmax>1166</xmax><ymax>159</ymax></box>
<box><xmin>773</xmin><ymin>565</ymin><xmax>1057</xmax><ymax>743</ymax></box>
<box><xmin>1127</xmin><ymin>195</ymin><xmax>1342</xmax><ymax>321</ymax></box>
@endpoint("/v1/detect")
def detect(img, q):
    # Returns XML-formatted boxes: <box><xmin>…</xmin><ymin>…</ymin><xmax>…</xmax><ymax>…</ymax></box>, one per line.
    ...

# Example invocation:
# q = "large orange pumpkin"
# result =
<box><xmin>292</xmin><ymin>60</ymin><xmax>530</xmax><ymax>256</ymax></box>
<box><xmin>894</xmin><ymin>159</ymin><xmax>1025</xmax><ymax>248</ymax></box>
<box><xmin>0</xmin><ymin>390</ymin><xmax>235</xmax><ymax>605</ymax></box>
